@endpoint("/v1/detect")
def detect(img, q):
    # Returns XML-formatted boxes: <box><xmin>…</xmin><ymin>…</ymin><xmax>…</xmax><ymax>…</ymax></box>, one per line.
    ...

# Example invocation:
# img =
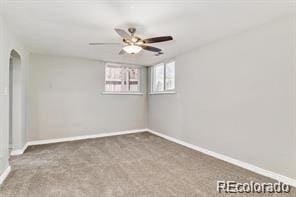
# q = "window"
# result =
<box><xmin>151</xmin><ymin>61</ymin><xmax>175</xmax><ymax>93</ymax></box>
<box><xmin>104</xmin><ymin>63</ymin><xmax>141</xmax><ymax>93</ymax></box>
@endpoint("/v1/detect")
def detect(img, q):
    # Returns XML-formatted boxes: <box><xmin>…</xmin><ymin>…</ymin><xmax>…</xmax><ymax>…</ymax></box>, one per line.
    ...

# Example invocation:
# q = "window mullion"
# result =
<box><xmin>151</xmin><ymin>67</ymin><xmax>153</xmax><ymax>93</ymax></box>
<box><xmin>163</xmin><ymin>64</ymin><xmax>166</xmax><ymax>91</ymax></box>
<box><xmin>127</xmin><ymin>68</ymin><xmax>130</xmax><ymax>91</ymax></box>
<box><xmin>121</xmin><ymin>66</ymin><xmax>125</xmax><ymax>91</ymax></box>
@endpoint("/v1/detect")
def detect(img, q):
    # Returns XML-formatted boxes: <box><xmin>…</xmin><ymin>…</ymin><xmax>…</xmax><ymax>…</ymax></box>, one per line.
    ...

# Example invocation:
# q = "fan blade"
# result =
<box><xmin>140</xmin><ymin>45</ymin><xmax>162</xmax><ymax>52</ymax></box>
<box><xmin>118</xmin><ymin>49</ymin><xmax>126</xmax><ymax>55</ymax></box>
<box><xmin>155</xmin><ymin>51</ymin><xmax>164</xmax><ymax>56</ymax></box>
<box><xmin>114</xmin><ymin>28</ymin><xmax>132</xmax><ymax>40</ymax></box>
<box><xmin>89</xmin><ymin>43</ymin><xmax>121</xmax><ymax>45</ymax></box>
<box><xmin>143</xmin><ymin>36</ymin><xmax>173</xmax><ymax>44</ymax></box>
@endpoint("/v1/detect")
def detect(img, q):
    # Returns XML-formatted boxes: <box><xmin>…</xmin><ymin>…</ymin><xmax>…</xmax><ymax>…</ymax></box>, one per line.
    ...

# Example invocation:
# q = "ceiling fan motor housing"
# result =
<box><xmin>128</xmin><ymin>27</ymin><xmax>136</xmax><ymax>35</ymax></box>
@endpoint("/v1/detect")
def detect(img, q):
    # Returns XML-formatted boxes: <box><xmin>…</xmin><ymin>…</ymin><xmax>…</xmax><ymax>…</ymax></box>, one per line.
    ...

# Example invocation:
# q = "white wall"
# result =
<box><xmin>148</xmin><ymin>16</ymin><xmax>296</xmax><ymax>179</ymax></box>
<box><xmin>27</xmin><ymin>54</ymin><xmax>147</xmax><ymax>141</ymax></box>
<box><xmin>0</xmin><ymin>14</ymin><xmax>29</xmax><ymax>175</ymax></box>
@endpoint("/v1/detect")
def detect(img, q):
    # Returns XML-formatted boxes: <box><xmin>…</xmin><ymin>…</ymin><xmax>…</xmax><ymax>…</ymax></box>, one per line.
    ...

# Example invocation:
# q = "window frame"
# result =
<box><xmin>150</xmin><ymin>60</ymin><xmax>176</xmax><ymax>95</ymax></box>
<box><xmin>103</xmin><ymin>62</ymin><xmax>144</xmax><ymax>95</ymax></box>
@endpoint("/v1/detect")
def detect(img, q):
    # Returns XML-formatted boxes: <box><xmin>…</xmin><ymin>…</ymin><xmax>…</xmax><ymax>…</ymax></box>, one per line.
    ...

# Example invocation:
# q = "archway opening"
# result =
<box><xmin>9</xmin><ymin>50</ymin><xmax>22</xmax><ymax>153</ymax></box>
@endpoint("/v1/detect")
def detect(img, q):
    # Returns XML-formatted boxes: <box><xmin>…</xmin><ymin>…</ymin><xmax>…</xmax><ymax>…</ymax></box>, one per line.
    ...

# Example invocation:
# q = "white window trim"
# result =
<box><xmin>149</xmin><ymin>91</ymin><xmax>176</xmax><ymax>95</ymax></box>
<box><xmin>102</xmin><ymin>91</ymin><xmax>144</xmax><ymax>95</ymax></box>
<box><xmin>103</xmin><ymin>62</ymin><xmax>144</xmax><ymax>95</ymax></box>
<box><xmin>150</xmin><ymin>60</ymin><xmax>176</xmax><ymax>95</ymax></box>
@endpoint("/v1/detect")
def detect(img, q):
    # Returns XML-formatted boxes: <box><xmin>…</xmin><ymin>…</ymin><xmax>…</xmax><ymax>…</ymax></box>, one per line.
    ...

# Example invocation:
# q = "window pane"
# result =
<box><xmin>152</xmin><ymin>63</ymin><xmax>164</xmax><ymax>92</ymax></box>
<box><xmin>165</xmin><ymin>61</ymin><xmax>175</xmax><ymax>90</ymax></box>
<box><xmin>127</xmin><ymin>68</ymin><xmax>140</xmax><ymax>92</ymax></box>
<box><xmin>105</xmin><ymin>66</ymin><xmax>123</xmax><ymax>92</ymax></box>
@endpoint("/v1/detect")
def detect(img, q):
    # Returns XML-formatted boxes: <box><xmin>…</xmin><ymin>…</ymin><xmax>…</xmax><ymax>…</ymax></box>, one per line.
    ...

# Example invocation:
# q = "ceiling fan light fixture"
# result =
<box><xmin>123</xmin><ymin>45</ymin><xmax>142</xmax><ymax>54</ymax></box>
<box><xmin>90</xmin><ymin>27</ymin><xmax>172</xmax><ymax>55</ymax></box>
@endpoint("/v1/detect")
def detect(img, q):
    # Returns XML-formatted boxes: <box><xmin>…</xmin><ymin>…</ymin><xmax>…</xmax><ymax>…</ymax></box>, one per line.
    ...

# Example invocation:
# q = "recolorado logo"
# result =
<box><xmin>217</xmin><ymin>181</ymin><xmax>290</xmax><ymax>193</ymax></box>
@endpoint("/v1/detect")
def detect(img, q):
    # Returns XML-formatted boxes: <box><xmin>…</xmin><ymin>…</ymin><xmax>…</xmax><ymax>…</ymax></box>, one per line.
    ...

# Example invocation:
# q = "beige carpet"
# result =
<box><xmin>0</xmin><ymin>132</ymin><xmax>295</xmax><ymax>197</ymax></box>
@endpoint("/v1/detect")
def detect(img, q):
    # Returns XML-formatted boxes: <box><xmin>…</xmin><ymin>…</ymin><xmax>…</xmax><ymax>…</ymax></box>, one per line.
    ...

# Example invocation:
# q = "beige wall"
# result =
<box><xmin>27</xmin><ymin>54</ymin><xmax>147</xmax><ymax>141</ymax></box>
<box><xmin>148</xmin><ymin>16</ymin><xmax>296</xmax><ymax>179</ymax></box>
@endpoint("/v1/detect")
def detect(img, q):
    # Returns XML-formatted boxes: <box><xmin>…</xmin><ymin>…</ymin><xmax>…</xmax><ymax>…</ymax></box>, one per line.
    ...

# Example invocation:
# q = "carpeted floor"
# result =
<box><xmin>0</xmin><ymin>132</ymin><xmax>295</xmax><ymax>197</ymax></box>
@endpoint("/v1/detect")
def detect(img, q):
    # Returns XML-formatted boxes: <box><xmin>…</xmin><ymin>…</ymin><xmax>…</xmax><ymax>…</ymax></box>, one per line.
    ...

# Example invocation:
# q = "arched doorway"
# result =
<box><xmin>9</xmin><ymin>50</ymin><xmax>22</xmax><ymax>153</ymax></box>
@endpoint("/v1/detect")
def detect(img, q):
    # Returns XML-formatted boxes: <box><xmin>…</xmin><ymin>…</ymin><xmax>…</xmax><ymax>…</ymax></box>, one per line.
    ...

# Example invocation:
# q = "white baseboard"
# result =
<box><xmin>10</xmin><ymin>129</ymin><xmax>147</xmax><ymax>156</ymax></box>
<box><xmin>10</xmin><ymin>143</ymin><xmax>29</xmax><ymax>156</ymax></box>
<box><xmin>146</xmin><ymin>128</ymin><xmax>296</xmax><ymax>187</ymax></box>
<box><xmin>0</xmin><ymin>165</ymin><xmax>11</xmax><ymax>185</ymax></box>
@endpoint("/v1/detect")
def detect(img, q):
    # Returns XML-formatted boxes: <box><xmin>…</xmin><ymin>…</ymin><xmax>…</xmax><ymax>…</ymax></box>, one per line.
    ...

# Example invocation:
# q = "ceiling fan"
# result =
<box><xmin>89</xmin><ymin>27</ymin><xmax>173</xmax><ymax>56</ymax></box>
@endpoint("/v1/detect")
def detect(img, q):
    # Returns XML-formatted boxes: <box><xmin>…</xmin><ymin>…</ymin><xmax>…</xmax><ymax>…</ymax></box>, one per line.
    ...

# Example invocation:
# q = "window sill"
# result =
<box><xmin>102</xmin><ymin>92</ymin><xmax>144</xmax><ymax>95</ymax></box>
<box><xmin>149</xmin><ymin>91</ymin><xmax>176</xmax><ymax>95</ymax></box>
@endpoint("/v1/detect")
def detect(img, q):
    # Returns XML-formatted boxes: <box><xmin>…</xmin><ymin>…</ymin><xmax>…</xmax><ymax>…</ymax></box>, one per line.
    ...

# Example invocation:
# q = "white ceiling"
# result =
<box><xmin>1</xmin><ymin>0</ymin><xmax>294</xmax><ymax>65</ymax></box>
